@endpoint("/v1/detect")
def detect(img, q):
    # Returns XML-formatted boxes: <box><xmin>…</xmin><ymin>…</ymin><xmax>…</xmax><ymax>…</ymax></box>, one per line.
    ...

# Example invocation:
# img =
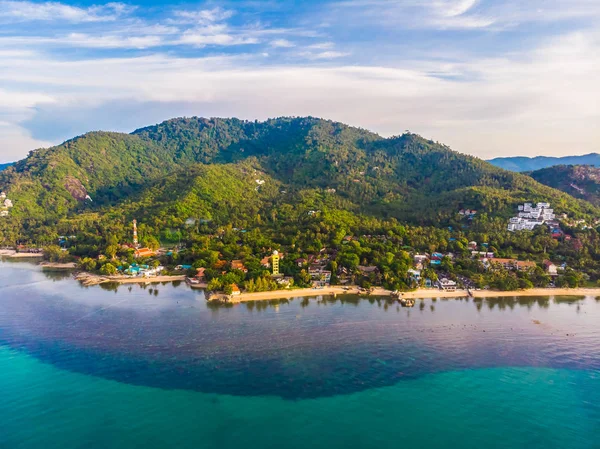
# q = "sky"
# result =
<box><xmin>0</xmin><ymin>0</ymin><xmax>599</xmax><ymax>163</ymax></box>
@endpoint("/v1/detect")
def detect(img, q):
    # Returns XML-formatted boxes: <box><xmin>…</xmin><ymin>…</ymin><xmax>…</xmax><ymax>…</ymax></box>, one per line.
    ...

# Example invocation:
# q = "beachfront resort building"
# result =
<box><xmin>123</xmin><ymin>264</ymin><xmax>164</xmax><ymax>277</ymax></box>
<box><xmin>438</xmin><ymin>278</ymin><xmax>457</xmax><ymax>291</ymax></box>
<box><xmin>508</xmin><ymin>202</ymin><xmax>556</xmax><ymax>232</ymax></box>
<box><xmin>407</xmin><ymin>269</ymin><xmax>421</xmax><ymax>283</ymax></box>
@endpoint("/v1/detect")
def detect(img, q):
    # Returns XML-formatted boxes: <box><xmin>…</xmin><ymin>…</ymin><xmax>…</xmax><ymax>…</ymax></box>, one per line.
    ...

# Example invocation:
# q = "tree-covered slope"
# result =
<box><xmin>529</xmin><ymin>165</ymin><xmax>600</xmax><ymax>206</ymax></box>
<box><xmin>0</xmin><ymin>132</ymin><xmax>177</xmax><ymax>220</ymax></box>
<box><xmin>0</xmin><ymin>116</ymin><xmax>598</xmax><ymax>245</ymax></box>
<box><xmin>0</xmin><ymin>163</ymin><xmax>13</xmax><ymax>172</ymax></box>
<box><xmin>489</xmin><ymin>153</ymin><xmax>600</xmax><ymax>172</ymax></box>
<box><xmin>136</xmin><ymin>117</ymin><xmax>599</xmax><ymax>222</ymax></box>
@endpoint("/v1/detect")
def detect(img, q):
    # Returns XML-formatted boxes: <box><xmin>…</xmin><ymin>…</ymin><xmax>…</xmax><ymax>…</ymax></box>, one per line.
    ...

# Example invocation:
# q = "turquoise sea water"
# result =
<box><xmin>1</xmin><ymin>260</ymin><xmax>599</xmax><ymax>449</ymax></box>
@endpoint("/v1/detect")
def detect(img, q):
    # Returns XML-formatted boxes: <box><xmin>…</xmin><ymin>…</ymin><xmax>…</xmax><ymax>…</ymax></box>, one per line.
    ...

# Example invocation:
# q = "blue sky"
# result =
<box><xmin>1</xmin><ymin>0</ymin><xmax>599</xmax><ymax>162</ymax></box>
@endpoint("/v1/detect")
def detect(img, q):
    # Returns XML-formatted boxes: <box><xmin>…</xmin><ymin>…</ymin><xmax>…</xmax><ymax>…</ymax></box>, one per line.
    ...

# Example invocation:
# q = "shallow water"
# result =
<box><xmin>1</xmin><ymin>261</ymin><xmax>599</xmax><ymax>448</ymax></box>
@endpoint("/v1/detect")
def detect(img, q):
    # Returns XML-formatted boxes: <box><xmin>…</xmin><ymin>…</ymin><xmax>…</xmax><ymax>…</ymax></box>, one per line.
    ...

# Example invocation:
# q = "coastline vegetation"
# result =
<box><xmin>1</xmin><ymin>117</ymin><xmax>599</xmax><ymax>294</ymax></box>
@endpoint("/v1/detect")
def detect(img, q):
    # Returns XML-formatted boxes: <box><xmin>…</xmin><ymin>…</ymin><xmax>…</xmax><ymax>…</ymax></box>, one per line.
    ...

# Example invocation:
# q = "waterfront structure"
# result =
<box><xmin>439</xmin><ymin>278</ymin><xmax>457</xmax><ymax>291</ymax></box>
<box><xmin>407</xmin><ymin>269</ymin><xmax>421</xmax><ymax>283</ymax></box>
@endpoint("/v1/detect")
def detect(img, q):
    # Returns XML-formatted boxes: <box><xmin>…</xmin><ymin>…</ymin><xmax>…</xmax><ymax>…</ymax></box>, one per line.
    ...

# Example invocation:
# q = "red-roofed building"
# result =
<box><xmin>195</xmin><ymin>267</ymin><xmax>206</xmax><ymax>282</ymax></box>
<box><xmin>231</xmin><ymin>260</ymin><xmax>248</xmax><ymax>273</ymax></box>
<box><xmin>135</xmin><ymin>247</ymin><xmax>155</xmax><ymax>258</ymax></box>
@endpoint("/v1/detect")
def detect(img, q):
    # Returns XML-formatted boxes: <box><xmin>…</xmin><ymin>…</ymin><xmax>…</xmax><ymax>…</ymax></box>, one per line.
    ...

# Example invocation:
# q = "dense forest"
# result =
<box><xmin>529</xmin><ymin>165</ymin><xmax>600</xmax><ymax>206</ymax></box>
<box><xmin>1</xmin><ymin>117</ymin><xmax>599</xmax><ymax>292</ymax></box>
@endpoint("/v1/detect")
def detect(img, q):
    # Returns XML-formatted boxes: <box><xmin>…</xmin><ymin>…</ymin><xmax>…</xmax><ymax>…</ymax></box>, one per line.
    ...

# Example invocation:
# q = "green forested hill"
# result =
<box><xmin>0</xmin><ymin>116</ymin><xmax>598</xmax><ymax>245</ymax></box>
<box><xmin>529</xmin><ymin>165</ymin><xmax>600</xmax><ymax>206</ymax></box>
<box><xmin>134</xmin><ymin>117</ymin><xmax>598</xmax><ymax>222</ymax></box>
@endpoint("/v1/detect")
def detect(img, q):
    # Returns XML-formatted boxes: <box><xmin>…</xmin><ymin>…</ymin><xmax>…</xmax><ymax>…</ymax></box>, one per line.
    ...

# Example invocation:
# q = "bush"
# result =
<box><xmin>80</xmin><ymin>257</ymin><xmax>97</xmax><ymax>272</ymax></box>
<box><xmin>100</xmin><ymin>263</ymin><xmax>117</xmax><ymax>276</ymax></box>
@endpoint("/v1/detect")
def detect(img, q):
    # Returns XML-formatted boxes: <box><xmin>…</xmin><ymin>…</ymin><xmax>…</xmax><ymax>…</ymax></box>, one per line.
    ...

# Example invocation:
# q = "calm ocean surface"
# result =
<box><xmin>1</xmin><ymin>260</ymin><xmax>599</xmax><ymax>449</ymax></box>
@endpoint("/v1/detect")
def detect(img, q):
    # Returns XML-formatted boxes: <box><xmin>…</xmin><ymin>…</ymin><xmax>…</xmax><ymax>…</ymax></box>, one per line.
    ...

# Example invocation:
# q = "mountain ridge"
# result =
<box><xmin>488</xmin><ymin>153</ymin><xmax>600</xmax><ymax>172</ymax></box>
<box><xmin>529</xmin><ymin>165</ymin><xmax>600</xmax><ymax>206</ymax></box>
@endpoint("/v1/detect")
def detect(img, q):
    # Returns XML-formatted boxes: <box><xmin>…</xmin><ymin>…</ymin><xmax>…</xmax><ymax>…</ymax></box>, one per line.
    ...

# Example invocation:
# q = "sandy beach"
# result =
<box><xmin>40</xmin><ymin>262</ymin><xmax>78</xmax><ymax>269</ymax></box>
<box><xmin>223</xmin><ymin>286</ymin><xmax>600</xmax><ymax>303</ymax></box>
<box><xmin>75</xmin><ymin>272</ymin><xmax>187</xmax><ymax>286</ymax></box>
<box><xmin>0</xmin><ymin>250</ymin><xmax>44</xmax><ymax>258</ymax></box>
<box><xmin>69</xmin><ymin>269</ymin><xmax>600</xmax><ymax>300</ymax></box>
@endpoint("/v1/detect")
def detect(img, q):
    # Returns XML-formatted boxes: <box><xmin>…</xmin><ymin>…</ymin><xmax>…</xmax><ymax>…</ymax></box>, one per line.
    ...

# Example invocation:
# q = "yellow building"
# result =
<box><xmin>272</xmin><ymin>250</ymin><xmax>280</xmax><ymax>276</ymax></box>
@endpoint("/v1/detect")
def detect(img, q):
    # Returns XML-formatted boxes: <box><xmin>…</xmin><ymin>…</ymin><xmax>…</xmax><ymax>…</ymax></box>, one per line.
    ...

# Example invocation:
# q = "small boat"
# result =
<box><xmin>399</xmin><ymin>298</ymin><xmax>415</xmax><ymax>308</ymax></box>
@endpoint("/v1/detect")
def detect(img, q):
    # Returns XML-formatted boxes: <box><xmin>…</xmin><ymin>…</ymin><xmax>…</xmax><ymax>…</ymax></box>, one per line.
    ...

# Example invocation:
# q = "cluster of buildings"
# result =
<box><xmin>296</xmin><ymin>251</ymin><xmax>333</xmax><ymax>286</ymax></box>
<box><xmin>480</xmin><ymin>258</ymin><xmax>537</xmax><ymax>272</ymax></box>
<box><xmin>121</xmin><ymin>263</ymin><xmax>164</xmax><ymax>278</ymax></box>
<box><xmin>507</xmin><ymin>202</ymin><xmax>556</xmax><ymax>232</ymax></box>
<box><xmin>458</xmin><ymin>209</ymin><xmax>478</xmax><ymax>220</ymax></box>
<box><xmin>0</xmin><ymin>192</ymin><xmax>13</xmax><ymax>217</ymax></box>
<box><xmin>413</xmin><ymin>252</ymin><xmax>448</xmax><ymax>269</ymax></box>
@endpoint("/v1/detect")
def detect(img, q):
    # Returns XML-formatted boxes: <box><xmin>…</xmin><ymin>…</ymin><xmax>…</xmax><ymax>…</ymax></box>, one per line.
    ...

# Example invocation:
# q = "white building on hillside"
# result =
<box><xmin>508</xmin><ymin>202</ymin><xmax>556</xmax><ymax>232</ymax></box>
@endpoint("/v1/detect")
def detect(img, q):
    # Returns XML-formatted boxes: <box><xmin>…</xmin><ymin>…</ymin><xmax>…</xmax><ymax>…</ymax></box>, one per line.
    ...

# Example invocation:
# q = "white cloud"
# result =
<box><xmin>329</xmin><ymin>0</ymin><xmax>600</xmax><ymax>30</ymax></box>
<box><xmin>436</xmin><ymin>0</ymin><xmax>479</xmax><ymax>17</ymax></box>
<box><xmin>307</xmin><ymin>42</ymin><xmax>335</xmax><ymax>50</ymax></box>
<box><xmin>0</xmin><ymin>123</ymin><xmax>53</xmax><ymax>162</ymax></box>
<box><xmin>0</xmin><ymin>88</ymin><xmax>56</xmax><ymax>162</ymax></box>
<box><xmin>66</xmin><ymin>33</ymin><xmax>164</xmax><ymax>49</ymax></box>
<box><xmin>0</xmin><ymin>1</ymin><xmax>599</xmax><ymax>162</ymax></box>
<box><xmin>0</xmin><ymin>1</ymin><xmax>131</xmax><ymax>23</ymax></box>
<box><xmin>270</xmin><ymin>39</ymin><xmax>295</xmax><ymax>48</ymax></box>
<box><xmin>2</xmin><ymin>29</ymin><xmax>599</xmax><ymax>160</ymax></box>
<box><xmin>171</xmin><ymin>7</ymin><xmax>234</xmax><ymax>24</ymax></box>
<box><xmin>177</xmin><ymin>28</ymin><xmax>259</xmax><ymax>47</ymax></box>
<box><xmin>300</xmin><ymin>51</ymin><xmax>350</xmax><ymax>60</ymax></box>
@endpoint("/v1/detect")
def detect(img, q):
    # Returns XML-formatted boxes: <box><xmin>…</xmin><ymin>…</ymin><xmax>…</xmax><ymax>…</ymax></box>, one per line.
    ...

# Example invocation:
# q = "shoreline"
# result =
<box><xmin>222</xmin><ymin>286</ymin><xmax>600</xmax><ymax>303</ymax></box>
<box><xmin>40</xmin><ymin>262</ymin><xmax>78</xmax><ymax>269</ymax></box>
<box><xmin>75</xmin><ymin>272</ymin><xmax>187</xmax><ymax>286</ymax></box>
<box><xmin>38</xmin><ymin>265</ymin><xmax>600</xmax><ymax>300</ymax></box>
<box><xmin>0</xmin><ymin>250</ymin><xmax>44</xmax><ymax>258</ymax></box>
